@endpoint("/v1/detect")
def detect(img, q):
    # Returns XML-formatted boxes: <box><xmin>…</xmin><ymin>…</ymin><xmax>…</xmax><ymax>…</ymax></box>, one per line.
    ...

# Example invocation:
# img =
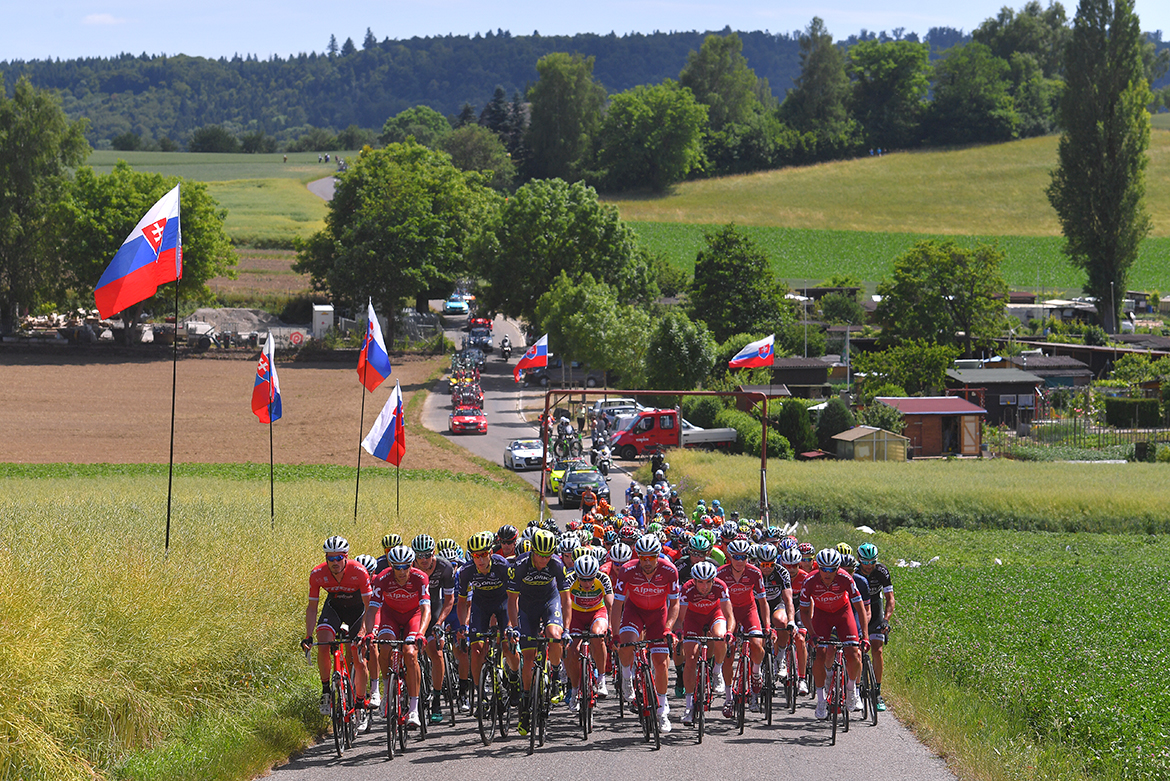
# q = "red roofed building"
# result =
<box><xmin>875</xmin><ymin>396</ymin><xmax>987</xmax><ymax>458</ymax></box>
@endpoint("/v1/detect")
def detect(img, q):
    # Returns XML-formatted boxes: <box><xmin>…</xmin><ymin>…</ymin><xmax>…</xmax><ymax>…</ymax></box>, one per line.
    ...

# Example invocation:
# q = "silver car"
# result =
<box><xmin>504</xmin><ymin>438</ymin><xmax>544</xmax><ymax>471</ymax></box>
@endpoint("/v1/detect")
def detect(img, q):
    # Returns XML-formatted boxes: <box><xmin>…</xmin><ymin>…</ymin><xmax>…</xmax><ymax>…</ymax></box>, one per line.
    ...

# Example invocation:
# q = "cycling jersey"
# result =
<box><xmin>370</xmin><ymin>568</ymin><xmax>430</xmax><ymax>614</ymax></box>
<box><xmin>762</xmin><ymin>564</ymin><xmax>793</xmax><ymax>611</ymax></box>
<box><xmin>852</xmin><ymin>572</ymin><xmax>871</xmax><ymax>607</ymax></box>
<box><xmin>715</xmin><ymin>563</ymin><xmax>766</xmax><ymax>609</ymax></box>
<box><xmin>612</xmin><ymin>559</ymin><xmax>680</xmax><ymax>611</ymax></box>
<box><xmin>799</xmin><ymin>571</ymin><xmax>863</xmax><ymax>614</ymax></box>
<box><xmin>679</xmin><ymin>578</ymin><xmax>730</xmax><ymax>615</ymax></box>
<box><xmin>457</xmin><ymin>554</ymin><xmax>511</xmax><ymax>607</ymax></box>
<box><xmin>308</xmin><ymin>560</ymin><xmax>372</xmax><ymax>603</ymax></box>
<box><xmin>860</xmin><ymin>562</ymin><xmax>893</xmax><ymax>619</ymax></box>
<box><xmin>418</xmin><ymin>557</ymin><xmax>456</xmax><ymax>612</ymax></box>
<box><xmin>507</xmin><ymin>553</ymin><xmax>570</xmax><ymax>606</ymax></box>
<box><xmin>568</xmin><ymin>571</ymin><xmax>613</xmax><ymax>613</ymax></box>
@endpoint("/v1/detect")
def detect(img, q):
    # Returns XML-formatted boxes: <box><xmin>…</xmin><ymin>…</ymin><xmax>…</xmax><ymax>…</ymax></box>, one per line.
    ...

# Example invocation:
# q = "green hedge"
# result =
<box><xmin>1103</xmin><ymin>397</ymin><xmax>1161</xmax><ymax>428</ymax></box>
<box><xmin>681</xmin><ymin>395</ymin><xmax>728</xmax><ymax>429</ymax></box>
<box><xmin>715</xmin><ymin>408</ymin><xmax>793</xmax><ymax>460</ymax></box>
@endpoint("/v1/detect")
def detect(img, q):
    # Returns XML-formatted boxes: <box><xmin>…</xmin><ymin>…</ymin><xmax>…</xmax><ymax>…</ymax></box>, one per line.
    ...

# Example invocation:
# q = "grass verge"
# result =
<box><xmin>0</xmin><ymin>468</ymin><xmax>533</xmax><ymax>781</ymax></box>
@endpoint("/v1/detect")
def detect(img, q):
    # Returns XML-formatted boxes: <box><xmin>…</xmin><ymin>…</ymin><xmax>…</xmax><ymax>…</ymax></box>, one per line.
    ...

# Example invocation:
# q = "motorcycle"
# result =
<box><xmin>591</xmin><ymin>443</ymin><xmax>612</xmax><ymax>477</ymax></box>
<box><xmin>500</xmin><ymin>338</ymin><xmax>512</xmax><ymax>360</ymax></box>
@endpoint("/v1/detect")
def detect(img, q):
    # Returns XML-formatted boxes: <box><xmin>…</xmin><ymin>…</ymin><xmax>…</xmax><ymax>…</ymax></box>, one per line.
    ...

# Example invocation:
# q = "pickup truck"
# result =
<box><xmin>608</xmin><ymin>408</ymin><xmax>737</xmax><ymax>460</ymax></box>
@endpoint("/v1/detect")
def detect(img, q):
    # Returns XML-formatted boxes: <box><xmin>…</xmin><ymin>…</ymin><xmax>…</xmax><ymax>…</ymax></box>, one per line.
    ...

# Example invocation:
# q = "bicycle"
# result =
<box><xmin>859</xmin><ymin>643</ymin><xmax>879</xmax><ymax>726</ymax></box>
<box><xmin>468</xmin><ymin>629</ymin><xmax>513</xmax><ymax>746</ymax></box>
<box><xmin>374</xmin><ymin>638</ymin><xmax>426</xmax><ymax>760</ymax></box>
<box><xmin>520</xmin><ymin>633</ymin><xmax>554</xmax><ymax>755</ymax></box>
<box><xmin>760</xmin><ymin>631</ymin><xmax>776</xmax><ymax>726</ymax></box>
<box><xmin>618</xmin><ymin>638</ymin><xmax>662</xmax><ymax>750</ymax></box>
<box><xmin>687</xmin><ymin>635</ymin><xmax>721</xmax><ymax>744</ymax></box>
<box><xmin>783</xmin><ymin>633</ymin><xmax>799</xmax><ymax>714</ymax></box>
<box><xmin>437</xmin><ymin>625</ymin><xmax>460</xmax><ymax>726</ymax></box>
<box><xmin>727</xmin><ymin>629</ymin><xmax>749</xmax><ymax>735</ymax></box>
<box><xmin>307</xmin><ymin>628</ymin><xmax>362</xmax><ymax>758</ymax></box>
<box><xmin>607</xmin><ymin>633</ymin><xmax>626</xmax><ymax>719</ymax></box>
<box><xmin>570</xmin><ymin>631</ymin><xmax>606</xmax><ymax>741</ymax></box>
<box><xmin>820</xmin><ymin>640</ymin><xmax>852</xmax><ymax>745</ymax></box>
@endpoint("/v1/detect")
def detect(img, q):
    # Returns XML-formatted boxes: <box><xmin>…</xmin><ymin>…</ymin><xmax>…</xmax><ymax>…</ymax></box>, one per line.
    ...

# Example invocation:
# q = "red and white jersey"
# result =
<box><xmin>799</xmin><ymin>571</ymin><xmax>863</xmax><ymax>614</ymax></box>
<box><xmin>679</xmin><ymin>578</ymin><xmax>730</xmax><ymax>616</ymax></box>
<box><xmin>308</xmin><ymin>560</ymin><xmax>372</xmax><ymax>601</ymax></box>
<box><xmin>370</xmin><ymin>568</ymin><xmax>430</xmax><ymax>613</ymax></box>
<box><xmin>613</xmin><ymin>559</ymin><xmax>680</xmax><ymax>611</ymax></box>
<box><xmin>787</xmin><ymin>566</ymin><xmax>810</xmax><ymax>596</ymax></box>
<box><xmin>716</xmin><ymin>563</ymin><xmax>766</xmax><ymax>608</ymax></box>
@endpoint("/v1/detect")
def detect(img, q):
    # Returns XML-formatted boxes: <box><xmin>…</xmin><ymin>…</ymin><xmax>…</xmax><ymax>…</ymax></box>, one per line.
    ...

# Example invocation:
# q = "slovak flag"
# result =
<box><xmin>513</xmin><ymin>333</ymin><xmax>549</xmax><ymax>382</ymax></box>
<box><xmin>251</xmin><ymin>332</ymin><xmax>283</xmax><ymax>423</ymax></box>
<box><xmin>357</xmin><ymin>298</ymin><xmax>392</xmax><ymax>391</ymax></box>
<box><xmin>94</xmin><ymin>185</ymin><xmax>182</xmax><ymax>319</ymax></box>
<box><xmin>362</xmin><ymin>379</ymin><xmax>406</xmax><ymax>465</ymax></box>
<box><xmin>729</xmin><ymin>334</ymin><xmax>775</xmax><ymax>369</ymax></box>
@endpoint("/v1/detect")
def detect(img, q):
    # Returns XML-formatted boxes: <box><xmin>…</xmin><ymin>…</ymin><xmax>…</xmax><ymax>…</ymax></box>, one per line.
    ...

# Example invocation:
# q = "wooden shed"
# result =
<box><xmin>875</xmin><ymin>396</ymin><xmax>987</xmax><ymax>458</ymax></box>
<box><xmin>831</xmin><ymin>426</ymin><xmax>908</xmax><ymax>462</ymax></box>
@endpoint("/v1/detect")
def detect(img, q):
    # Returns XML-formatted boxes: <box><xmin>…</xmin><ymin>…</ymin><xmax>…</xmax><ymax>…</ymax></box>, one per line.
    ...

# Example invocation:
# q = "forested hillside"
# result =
<box><xmin>2</xmin><ymin>26</ymin><xmax>974</xmax><ymax>147</ymax></box>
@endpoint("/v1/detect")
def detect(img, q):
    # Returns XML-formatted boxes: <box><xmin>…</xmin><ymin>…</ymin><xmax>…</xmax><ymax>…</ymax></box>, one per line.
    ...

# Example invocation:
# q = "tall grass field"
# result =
<box><xmin>0</xmin><ymin>464</ymin><xmax>532</xmax><ymax>781</ymax></box>
<box><xmin>666</xmin><ymin>451</ymin><xmax>1170</xmax><ymax>781</ymax></box>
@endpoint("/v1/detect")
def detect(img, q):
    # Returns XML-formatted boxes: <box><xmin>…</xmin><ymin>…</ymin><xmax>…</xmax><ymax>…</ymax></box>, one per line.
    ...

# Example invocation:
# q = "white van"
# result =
<box><xmin>589</xmin><ymin>398</ymin><xmax>643</xmax><ymax>419</ymax></box>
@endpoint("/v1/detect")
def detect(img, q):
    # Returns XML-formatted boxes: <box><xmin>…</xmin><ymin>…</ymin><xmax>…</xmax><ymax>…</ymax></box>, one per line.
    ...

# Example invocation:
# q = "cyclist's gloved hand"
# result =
<box><xmin>505</xmin><ymin>626</ymin><xmax>520</xmax><ymax>642</ymax></box>
<box><xmin>862</xmin><ymin>639</ymin><xmax>871</xmax><ymax>651</ymax></box>
<box><xmin>301</xmin><ymin>636</ymin><xmax>313</xmax><ymax>652</ymax></box>
<box><xmin>786</xmin><ymin>623</ymin><xmax>796</xmax><ymax>633</ymax></box>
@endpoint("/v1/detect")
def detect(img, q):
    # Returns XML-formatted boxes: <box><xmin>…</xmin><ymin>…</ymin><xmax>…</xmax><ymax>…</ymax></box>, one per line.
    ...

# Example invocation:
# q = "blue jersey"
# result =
<box><xmin>507</xmin><ymin>552</ymin><xmax>570</xmax><ymax>606</ymax></box>
<box><xmin>457</xmin><ymin>554</ymin><xmax>511</xmax><ymax>607</ymax></box>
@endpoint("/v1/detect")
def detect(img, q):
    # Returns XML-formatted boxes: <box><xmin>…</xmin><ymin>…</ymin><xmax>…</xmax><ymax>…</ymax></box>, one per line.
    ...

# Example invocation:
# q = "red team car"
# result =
<box><xmin>449</xmin><ymin>405</ymin><xmax>488</xmax><ymax>434</ymax></box>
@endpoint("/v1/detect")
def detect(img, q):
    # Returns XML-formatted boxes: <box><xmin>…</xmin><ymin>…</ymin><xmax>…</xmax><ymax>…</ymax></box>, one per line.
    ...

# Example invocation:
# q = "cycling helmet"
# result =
<box><xmin>355</xmin><ymin>554</ymin><xmax>377</xmax><ymax>574</ymax></box>
<box><xmin>691</xmin><ymin>561</ymin><xmax>718</xmax><ymax>581</ymax></box>
<box><xmin>840</xmin><ymin>553</ymin><xmax>857</xmax><ymax>570</ymax></box>
<box><xmin>647</xmin><ymin>522</ymin><xmax>662</xmax><ymax>534</ymax></box>
<box><xmin>380</xmin><ymin>533</ymin><xmax>401</xmax><ymax>551</ymax></box>
<box><xmin>604</xmin><ymin>529</ymin><xmax>618</xmax><ymax>545</ymax></box>
<box><xmin>634</xmin><ymin>534</ymin><xmax>662</xmax><ymax>557</ymax></box>
<box><xmin>575</xmin><ymin>554</ymin><xmax>600</xmax><ymax>580</ymax></box>
<box><xmin>558</xmin><ymin>535</ymin><xmax>578</xmax><ymax>555</ymax></box>
<box><xmin>797</xmin><ymin>542</ymin><xmax>815</xmax><ymax>559</ymax></box>
<box><xmin>857</xmin><ymin>543</ymin><xmax>878</xmax><ymax>563</ymax></box>
<box><xmin>712</xmin><ymin>500</ymin><xmax>721</xmax><ymax>509</ymax></box>
<box><xmin>573</xmin><ymin>545</ymin><xmax>592</xmax><ymax>560</ymax></box>
<box><xmin>780</xmin><ymin>547</ymin><xmax>803</xmax><ymax>566</ymax></box>
<box><xmin>689</xmin><ymin>534</ymin><xmax>713</xmax><ymax>553</ymax></box>
<box><xmin>816</xmin><ymin>548</ymin><xmax>842</xmax><ymax>571</ymax></box>
<box><xmin>467</xmin><ymin>531</ymin><xmax>495</xmax><ymax>554</ymax></box>
<box><xmin>496</xmin><ymin>524</ymin><xmax>519</xmax><ymax>544</ymax></box>
<box><xmin>324</xmin><ymin>536</ymin><xmax>350</xmax><ymax>554</ymax></box>
<box><xmin>609</xmin><ymin>542</ymin><xmax>633</xmax><ymax>564</ymax></box>
<box><xmin>836</xmin><ymin>542</ymin><xmax>854</xmax><ymax>558</ymax></box>
<box><xmin>765</xmin><ymin>525</ymin><xmax>783</xmax><ymax>539</ymax></box>
<box><xmin>697</xmin><ymin>529</ymin><xmax>717</xmax><ymax>544</ymax></box>
<box><xmin>387</xmin><ymin>545</ymin><xmax>416</xmax><ymax>567</ymax></box>
<box><xmin>532</xmin><ymin>529</ymin><xmax>557</xmax><ymax>556</ymax></box>
<box><xmin>779</xmin><ymin>537</ymin><xmax>798</xmax><ymax>551</ymax></box>
<box><xmin>727</xmin><ymin>538</ymin><xmax>752</xmax><ymax>557</ymax></box>
<box><xmin>517</xmin><ymin>539</ymin><xmax>532</xmax><ymax>555</ymax></box>
<box><xmin>411</xmin><ymin>534</ymin><xmax>435</xmax><ymax>555</ymax></box>
<box><xmin>755</xmin><ymin>543</ymin><xmax>778</xmax><ymax>563</ymax></box>
<box><xmin>619</xmin><ymin>525</ymin><xmax>639</xmax><ymax>542</ymax></box>
<box><xmin>697</xmin><ymin>499</ymin><xmax>706</xmax><ymax>507</ymax></box>
<box><xmin>566</xmin><ymin>518</ymin><xmax>583</xmax><ymax>532</ymax></box>
<box><xmin>520</xmin><ymin>525</ymin><xmax>537</xmax><ymax>542</ymax></box>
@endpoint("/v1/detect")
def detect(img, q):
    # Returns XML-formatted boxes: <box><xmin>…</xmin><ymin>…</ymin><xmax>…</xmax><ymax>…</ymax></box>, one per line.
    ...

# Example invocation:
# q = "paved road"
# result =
<box><xmin>307</xmin><ymin>176</ymin><xmax>336</xmax><ymax>201</ymax></box>
<box><xmin>265</xmin><ymin>308</ymin><xmax>957</xmax><ymax>780</ymax></box>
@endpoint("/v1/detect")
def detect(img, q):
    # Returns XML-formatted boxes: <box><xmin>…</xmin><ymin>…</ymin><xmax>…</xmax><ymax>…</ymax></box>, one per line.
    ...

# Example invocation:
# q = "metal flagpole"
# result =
<box><xmin>354</xmin><ymin>360</ymin><xmax>368</xmax><ymax>524</ymax></box>
<box><xmin>395</xmin><ymin>463</ymin><xmax>400</xmax><ymax>521</ymax></box>
<box><xmin>269</xmin><ymin>391</ymin><xmax>275</xmax><ymax>529</ymax></box>
<box><xmin>165</xmin><ymin>277</ymin><xmax>179</xmax><ymax>554</ymax></box>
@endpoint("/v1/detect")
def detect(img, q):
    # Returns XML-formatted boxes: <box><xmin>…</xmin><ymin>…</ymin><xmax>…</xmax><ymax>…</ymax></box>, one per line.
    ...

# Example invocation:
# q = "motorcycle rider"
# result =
<box><xmin>500</xmin><ymin>334</ymin><xmax>512</xmax><ymax>358</ymax></box>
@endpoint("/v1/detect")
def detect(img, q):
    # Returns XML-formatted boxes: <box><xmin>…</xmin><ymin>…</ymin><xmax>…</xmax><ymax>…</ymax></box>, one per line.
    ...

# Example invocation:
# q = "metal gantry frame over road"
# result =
<box><xmin>537</xmin><ymin>389</ymin><xmax>773</xmax><ymax>523</ymax></box>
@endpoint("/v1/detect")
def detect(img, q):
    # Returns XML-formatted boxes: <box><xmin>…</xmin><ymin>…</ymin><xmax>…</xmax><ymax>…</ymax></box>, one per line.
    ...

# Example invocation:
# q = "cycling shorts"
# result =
<box><xmin>375</xmin><ymin>606</ymin><xmax>422</xmax><ymax>642</ymax></box>
<box><xmin>317</xmin><ymin>598</ymin><xmax>366</xmax><ymax>640</ymax></box>
<box><xmin>469</xmin><ymin>602</ymin><xmax>509</xmax><ymax>639</ymax></box>
<box><xmin>569</xmin><ymin>606</ymin><xmax>608</xmax><ymax>635</ymax></box>
<box><xmin>517</xmin><ymin>595</ymin><xmax>563</xmax><ymax>650</ymax></box>
<box><xmin>868</xmin><ymin>618</ymin><xmax>889</xmax><ymax>644</ymax></box>
<box><xmin>811</xmin><ymin>607</ymin><xmax>859</xmax><ymax>646</ymax></box>
<box><xmin>682</xmin><ymin>611</ymin><xmax>727</xmax><ymax>641</ymax></box>
<box><xmin>732</xmin><ymin>602</ymin><xmax>764</xmax><ymax>638</ymax></box>
<box><xmin>618</xmin><ymin>602</ymin><xmax>671</xmax><ymax>654</ymax></box>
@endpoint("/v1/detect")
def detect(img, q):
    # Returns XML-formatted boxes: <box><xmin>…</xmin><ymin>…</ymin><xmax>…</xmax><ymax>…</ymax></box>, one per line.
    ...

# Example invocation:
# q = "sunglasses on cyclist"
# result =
<box><xmin>638</xmin><ymin>555</ymin><xmax>658</xmax><ymax>561</ymax></box>
<box><xmin>326</xmin><ymin>554</ymin><xmax>346</xmax><ymax>562</ymax></box>
<box><xmin>416</xmin><ymin>552</ymin><xmax>434</xmax><ymax>559</ymax></box>
<box><xmin>760</xmin><ymin>561</ymin><xmax>775</xmax><ymax>567</ymax></box>
<box><xmin>471</xmin><ymin>551</ymin><xmax>491</xmax><ymax>558</ymax></box>
<box><xmin>392</xmin><ymin>563</ymin><xmax>412</xmax><ymax>570</ymax></box>
<box><xmin>731</xmin><ymin>554</ymin><xmax>748</xmax><ymax>561</ymax></box>
<box><xmin>818</xmin><ymin>565</ymin><xmax>839</xmax><ymax>573</ymax></box>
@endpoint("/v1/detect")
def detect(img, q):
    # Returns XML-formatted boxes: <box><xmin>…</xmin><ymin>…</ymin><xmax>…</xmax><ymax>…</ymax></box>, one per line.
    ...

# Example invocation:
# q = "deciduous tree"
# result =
<box><xmin>688</xmin><ymin>225</ymin><xmax>788</xmax><ymax>344</ymax></box>
<box><xmin>379</xmin><ymin>105</ymin><xmax>452</xmax><ymax>147</ymax></box>
<box><xmin>525</xmin><ymin>53</ymin><xmax>606</xmax><ymax>181</ymax></box>
<box><xmin>439</xmin><ymin>125</ymin><xmax>516</xmax><ymax>191</ymax></box>
<box><xmin>645</xmin><ymin>308</ymin><xmax>716</xmax><ymax>390</ymax></box>
<box><xmin>594</xmin><ymin>81</ymin><xmax>707</xmax><ymax>192</ymax></box>
<box><xmin>847</xmin><ymin>40</ymin><xmax>932</xmax><ymax>149</ymax></box>
<box><xmin>926</xmin><ymin>42</ymin><xmax>1020</xmax><ymax>145</ymax></box>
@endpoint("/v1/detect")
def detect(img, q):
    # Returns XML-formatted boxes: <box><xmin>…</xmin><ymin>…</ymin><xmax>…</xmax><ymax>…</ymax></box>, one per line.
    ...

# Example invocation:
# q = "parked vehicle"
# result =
<box><xmin>608</xmin><ymin>408</ymin><xmax>737</xmax><ymax>460</ymax></box>
<box><xmin>520</xmin><ymin>355</ymin><xmax>608</xmax><ymax>388</ymax></box>
<box><xmin>588</xmin><ymin>398</ymin><xmax>643</xmax><ymax>420</ymax></box>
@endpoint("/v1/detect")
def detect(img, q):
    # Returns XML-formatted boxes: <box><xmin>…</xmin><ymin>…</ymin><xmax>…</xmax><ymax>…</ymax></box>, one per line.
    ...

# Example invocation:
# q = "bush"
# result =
<box><xmin>816</xmin><ymin>396</ymin><xmax>855</xmax><ymax>450</ymax></box>
<box><xmin>716</xmin><ymin>408</ymin><xmax>793</xmax><ymax>460</ymax></box>
<box><xmin>1103</xmin><ymin>397</ymin><xmax>1160</xmax><ymax>428</ymax></box>
<box><xmin>681</xmin><ymin>395</ymin><xmax>727</xmax><ymax>429</ymax></box>
<box><xmin>776</xmin><ymin>400</ymin><xmax>817</xmax><ymax>453</ymax></box>
<box><xmin>188</xmin><ymin>124</ymin><xmax>240</xmax><ymax>153</ymax></box>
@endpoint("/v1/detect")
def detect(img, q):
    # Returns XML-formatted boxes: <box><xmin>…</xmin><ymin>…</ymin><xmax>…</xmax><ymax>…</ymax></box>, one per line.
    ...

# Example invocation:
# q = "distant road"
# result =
<box><xmin>307</xmin><ymin>177</ymin><xmax>336</xmax><ymax>201</ymax></box>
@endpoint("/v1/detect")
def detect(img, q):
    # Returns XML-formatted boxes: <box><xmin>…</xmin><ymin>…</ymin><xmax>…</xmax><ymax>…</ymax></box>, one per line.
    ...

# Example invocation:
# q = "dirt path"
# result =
<box><xmin>0</xmin><ymin>348</ymin><xmax>477</xmax><ymax>473</ymax></box>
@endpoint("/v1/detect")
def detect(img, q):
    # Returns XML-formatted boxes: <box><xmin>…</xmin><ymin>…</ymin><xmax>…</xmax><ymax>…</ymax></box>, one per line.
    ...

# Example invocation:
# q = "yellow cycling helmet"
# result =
<box><xmin>836</xmin><ymin>542</ymin><xmax>854</xmax><ymax>558</ymax></box>
<box><xmin>531</xmin><ymin>529</ymin><xmax>557</xmax><ymax>556</ymax></box>
<box><xmin>467</xmin><ymin>531</ymin><xmax>495</xmax><ymax>554</ymax></box>
<box><xmin>382</xmin><ymin>533</ymin><xmax>402</xmax><ymax>551</ymax></box>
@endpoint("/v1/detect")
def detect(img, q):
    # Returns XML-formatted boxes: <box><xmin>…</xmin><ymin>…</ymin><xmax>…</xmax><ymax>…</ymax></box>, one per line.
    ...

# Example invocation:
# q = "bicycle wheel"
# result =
<box><xmin>615</xmin><ymin>666</ymin><xmax>625</xmax><ymax>719</ymax></box>
<box><xmin>476</xmin><ymin>662</ymin><xmax>497</xmax><ymax>746</ymax></box>
<box><xmin>762</xmin><ymin>650</ymin><xmax>774</xmax><ymax>725</ymax></box>
<box><xmin>735</xmin><ymin>655</ymin><xmax>746</xmax><ymax>735</ymax></box>
<box><xmin>864</xmin><ymin>654</ymin><xmax>878</xmax><ymax>726</ymax></box>
<box><xmin>331</xmin><ymin>672</ymin><xmax>344</xmax><ymax>758</ymax></box>
<box><xmin>805</xmin><ymin>645</ymin><xmax>816</xmax><ymax>698</ymax></box>
<box><xmin>342</xmin><ymin>673</ymin><xmax>357</xmax><ymax>749</ymax></box>
<box><xmin>830</xmin><ymin>667</ymin><xmax>841</xmax><ymax>746</ymax></box>
<box><xmin>396</xmin><ymin>675</ymin><xmax>408</xmax><ymax>753</ymax></box>
<box><xmin>580</xmin><ymin>659</ymin><xmax>593</xmax><ymax>740</ymax></box>
<box><xmin>385</xmin><ymin>671</ymin><xmax>398</xmax><ymax>760</ymax></box>
<box><xmin>538</xmin><ymin>670</ymin><xmax>549</xmax><ymax>748</ymax></box>
<box><xmin>696</xmin><ymin>659</ymin><xmax>706</xmax><ymax>744</ymax></box>
<box><xmin>443</xmin><ymin>646</ymin><xmax>458</xmax><ymax>726</ymax></box>
<box><xmin>528</xmin><ymin>674</ymin><xmax>542</xmax><ymax>755</ymax></box>
<box><xmin>641</xmin><ymin>664</ymin><xmax>660</xmax><ymax>750</ymax></box>
<box><xmin>785</xmin><ymin>645</ymin><xmax>798</xmax><ymax>714</ymax></box>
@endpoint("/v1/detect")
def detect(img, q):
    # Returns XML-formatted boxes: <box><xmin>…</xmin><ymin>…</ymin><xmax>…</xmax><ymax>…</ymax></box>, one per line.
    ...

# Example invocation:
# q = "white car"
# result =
<box><xmin>504</xmin><ymin>438</ymin><xmax>544</xmax><ymax>471</ymax></box>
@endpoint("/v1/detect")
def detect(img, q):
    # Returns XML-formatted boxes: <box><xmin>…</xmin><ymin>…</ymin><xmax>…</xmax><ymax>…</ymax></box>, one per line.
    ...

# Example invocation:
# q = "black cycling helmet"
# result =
<box><xmin>496</xmin><ymin>524</ymin><xmax>518</xmax><ymax>544</ymax></box>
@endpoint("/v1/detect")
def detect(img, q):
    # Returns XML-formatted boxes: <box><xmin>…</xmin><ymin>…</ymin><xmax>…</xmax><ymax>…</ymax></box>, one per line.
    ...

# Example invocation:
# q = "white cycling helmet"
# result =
<box><xmin>691</xmin><ymin>561</ymin><xmax>718</xmax><ymax>581</ymax></box>
<box><xmin>387</xmin><ymin>545</ymin><xmax>416</xmax><ymax>567</ymax></box>
<box><xmin>780</xmin><ymin>547</ymin><xmax>803</xmax><ymax>566</ymax></box>
<box><xmin>575</xmin><ymin>554</ymin><xmax>600</xmax><ymax>580</ymax></box>
<box><xmin>608</xmin><ymin>542</ymin><xmax>633</xmax><ymax>564</ymax></box>
<box><xmin>324</xmin><ymin>536</ymin><xmax>350</xmax><ymax>554</ymax></box>
<box><xmin>815</xmin><ymin>548</ymin><xmax>842</xmax><ymax>570</ymax></box>
<box><xmin>354</xmin><ymin>554</ymin><xmax>377</xmax><ymax>574</ymax></box>
<box><xmin>634</xmin><ymin>534</ymin><xmax>662</xmax><ymax>557</ymax></box>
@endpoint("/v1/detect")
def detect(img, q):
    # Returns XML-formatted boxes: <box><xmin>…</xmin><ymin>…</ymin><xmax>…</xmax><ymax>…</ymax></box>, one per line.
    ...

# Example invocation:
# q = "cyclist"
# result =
<box><xmin>841</xmin><ymin>553</ymin><xmax>872</xmax><ymax>632</ymax></box>
<box><xmin>671</xmin><ymin>533</ymin><xmax>715</xmax><ymax>694</ymax></box>
<box><xmin>716</xmin><ymin>537</ymin><xmax>770</xmax><ymax>717</ymax></box>
<box><xmin>710</xmin><ymin>499</ymin><xmax>725</xmax><ymax>519</ymax></box>
<box><xmin>602</xmin><ymin>541</ymin><xmax>632</xmax><ymax>582</ymax></box>
<box><xmin>494</xmin><ymin>524</ymin><xmax>519</xmax><ymax>561</ymax></box>
<box><xmin>611</xmin><ymin>534</ymin><xmax>680</xmax><ymax>734</ymax></box>
<box><xmin>375</xmin><ymin>533</ymin><xmax>403</xmax><ymax>573</ymax></box>
<box><xmin>580</xmin><ymin>485</ymin><xmax>598</xmax><ymax>516</ymax></box>
<box><xmin>564</xmin><ymin>553</ymin><xmax>613</xmax><ymax>711</ymax></box>
<box><xmin>779</xmin><ymin>547</ymin><xmax>810</xmax><ymax>695</ymax></box>
<box><xmin>303</xmin><ymin>536</ymin><xmax>372</xmax><ymax>719</ymax></box>
<box><xmin>507</xmin><ymin>529</ymin><xmax>571</xmax><ymax>736</ymax></box>
<box><xmin>677</xmin><ymin>560</ymin><xmax>734</xmax><ymax>727</ymax></box>
<box><xmin>757</xmin><ymin>543</ymin><xmax>796</xmax><ymax>680</ymax></box>
<box><xmin>799</xmin><ymin>549</ymin><xmax>869</xmax><ymax>720</ymax></box>
<box><xmin>457</xmin><ymin>531</ymin><xmax>520</xmax><ymax>713</ymax></box>
<box><xmin>354</xmin><ymin>554</ymin><xmax>382</xmax><ymax>708</ymax></box>
<box><xmin>856</xmin><ymin>543</ymin><xmax>893</xmax><ymax>711</ymax></box>
<box><xmin>365</xmin><ymin>545</ymin><xmax>430</xmax><ymax>729</ymax></box>
<box><xmin>411</xmin><ymin>534</ymin><xmax>458</xmax><ymax>725</ymax></box>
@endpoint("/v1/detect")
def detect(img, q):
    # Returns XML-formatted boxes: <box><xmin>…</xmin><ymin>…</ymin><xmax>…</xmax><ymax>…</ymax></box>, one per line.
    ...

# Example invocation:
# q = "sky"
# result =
<box><xmin>2</xmin><ymin>0</ymin><xmax>1168</xmax><ymax>62</ymax></box>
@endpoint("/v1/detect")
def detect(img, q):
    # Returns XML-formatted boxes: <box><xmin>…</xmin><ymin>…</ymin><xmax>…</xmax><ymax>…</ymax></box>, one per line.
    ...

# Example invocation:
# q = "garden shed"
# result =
<box><xmin>831</xmin><ymin>426</ymin><xmax>908</xmax><ymax>461</ymax></box>
<box><xmin>875</xmin><ymin>396</ymin><xmax>986</xmax><ymax>458</ymax></box>
<box><xmin>945</xmin><ymin>367</ymin><xmax>1044</xmax><ymax>426</ymax></box>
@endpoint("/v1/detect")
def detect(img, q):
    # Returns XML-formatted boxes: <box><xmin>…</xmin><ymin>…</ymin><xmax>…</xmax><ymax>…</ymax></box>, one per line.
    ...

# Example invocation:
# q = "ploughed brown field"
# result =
<box><xmin>0</xmin><ymin>348</ymin><xmax>478</xmax><ymax>474</ymax></box>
